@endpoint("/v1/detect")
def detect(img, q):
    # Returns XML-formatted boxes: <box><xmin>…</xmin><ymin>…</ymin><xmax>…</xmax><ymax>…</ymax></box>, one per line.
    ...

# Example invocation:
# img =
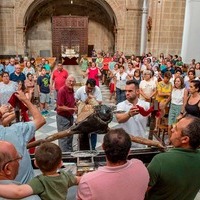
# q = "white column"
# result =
<box><xmin>140</xmin><ymin>0</ymin><xmax>148</xmax><ymax>56</ymax></box>
<box><xmin>181</xmin><ymin>0</ymin><xmax>200</xmax><ymax>63</ymax></box>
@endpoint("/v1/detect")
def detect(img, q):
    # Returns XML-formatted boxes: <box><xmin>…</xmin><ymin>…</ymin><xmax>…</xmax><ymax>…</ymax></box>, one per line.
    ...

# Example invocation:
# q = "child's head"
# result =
<box><xmin>35</xmin><ymin>142</ymin><xmax>62</xmax><ymax>173</ymax></box>
<box><xmin>41</xmin><ymin>67</ymin><xmax>46</xmax><ymax>75</ymax></box>
<box><xmin>17</xmin><ymin>80</ymin><xmax>26</xmax><ymax>91</ymax></box>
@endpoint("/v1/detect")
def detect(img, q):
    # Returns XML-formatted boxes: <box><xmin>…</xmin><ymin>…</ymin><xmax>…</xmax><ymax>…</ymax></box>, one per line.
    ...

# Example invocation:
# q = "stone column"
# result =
<box><xmin>16</xmin><ymin>26</ymin><xmax>25</xmax><ymax>55</ymax></box>
<box><xmin>116</xmin><ymin>26</ymin><xmax>125</xmax><ymax>51</ymax></box>
<box><xmin>181</xmin><ymin>0</ymin><xmax>200</xmax><ymax>63</ymax></box>
<box><xmin>140</xmin><ymin>0</ymin><xmax>148</xmax><ymax>55</ymax></box>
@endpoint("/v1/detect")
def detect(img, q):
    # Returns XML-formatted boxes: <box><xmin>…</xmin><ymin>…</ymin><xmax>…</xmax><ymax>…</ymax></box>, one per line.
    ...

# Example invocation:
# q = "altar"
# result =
<box><xmin>62</xmin><ymin>48</ymin><xmax>79</xmax><ymax>65</ymax></box>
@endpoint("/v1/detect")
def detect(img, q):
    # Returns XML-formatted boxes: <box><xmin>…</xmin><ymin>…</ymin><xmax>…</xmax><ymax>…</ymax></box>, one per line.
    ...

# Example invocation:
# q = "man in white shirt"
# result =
<box><xmin>75</xmin><ymin>78</ymin><xmax>102</xmax><ymax>150</ymax></box>
<box><xmin>116</xmin><ymin>80</ymin><xmax>150</xmax><ymax>147</ymax></box>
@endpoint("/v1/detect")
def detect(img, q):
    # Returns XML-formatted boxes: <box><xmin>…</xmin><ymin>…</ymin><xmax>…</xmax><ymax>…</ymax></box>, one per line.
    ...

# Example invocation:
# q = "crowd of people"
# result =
<box><xmin>0</xmin><ymin>51</ymin><xmax>200</xmax><ymax>200</ymax></box>
<box><xmin>80</xmin><ymin>51</ymin><xmax>200</xmax><ymax>141</ymax></box>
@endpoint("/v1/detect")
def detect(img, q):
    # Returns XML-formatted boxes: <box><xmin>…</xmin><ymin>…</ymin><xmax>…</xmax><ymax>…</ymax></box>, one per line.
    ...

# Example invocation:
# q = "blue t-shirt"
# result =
<box><xmin>10</xmin><ymin>72</ymin><xmax>26</xmax><ymax>82</ymax></box>
<box><xmin>5</xmin><ymin>64</ymin><xmax>15</xmax><ymax>75</ymax></box>
<box><xmin>0</xmin><ymin>122</ymin><xmax>36</xmax><ymax>183</ymax></box>
<box><xmin>37</xmin><ymin>75</ymin><xmax>50</xmax><ymax>94</ymax></box>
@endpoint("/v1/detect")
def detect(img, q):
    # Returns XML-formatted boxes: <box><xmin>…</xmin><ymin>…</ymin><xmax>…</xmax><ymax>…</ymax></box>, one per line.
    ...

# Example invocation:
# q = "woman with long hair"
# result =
<box><xmin>133</xmin><ymin>69</ymin><xmax>142</xmax><ymax>85</ymax></box>
<box><xmin>178</xmin><ymin>80</ymin><xmax>200</xmax><ymax>119</ymax></box>
<box><xmin>168</xmin><ymin>77</ymin><xmax>187</xmax><ymax>136</ymax></box>
<box><xmin>115</xmin><ymin>65</ymin><xmax>127</xmax><ymax>104</ymax></box>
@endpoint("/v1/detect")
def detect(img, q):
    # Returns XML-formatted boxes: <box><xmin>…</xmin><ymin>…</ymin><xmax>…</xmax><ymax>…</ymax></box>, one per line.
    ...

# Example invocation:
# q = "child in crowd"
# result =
<box><xmin>0</xmin><ymin>142</ymin><xmax>80</xmax><ymax>200</ymax></box>
<box><xmin>37</xmin><ymin>67</ymin><xmax>50</xmax><ymax>115</ymax></box>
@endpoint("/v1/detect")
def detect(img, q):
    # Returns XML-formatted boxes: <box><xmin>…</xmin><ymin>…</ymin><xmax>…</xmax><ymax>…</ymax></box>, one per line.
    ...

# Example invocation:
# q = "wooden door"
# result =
<box><xmin>52</xmin><ymin>16</ymin><xmax>88</xmax><ymax>60</ymax></box>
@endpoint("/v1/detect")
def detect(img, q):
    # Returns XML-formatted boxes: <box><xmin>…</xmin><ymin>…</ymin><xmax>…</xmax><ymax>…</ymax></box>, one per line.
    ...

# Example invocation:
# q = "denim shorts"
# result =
<box><xmin>168</xmin><ymin>103</ymin><xmax>182</xmax><ymax>125</ymax></box>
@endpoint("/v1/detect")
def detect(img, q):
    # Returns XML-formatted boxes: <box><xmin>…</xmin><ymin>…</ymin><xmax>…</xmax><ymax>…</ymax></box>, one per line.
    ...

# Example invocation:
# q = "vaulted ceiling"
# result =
<box><xmin>24</xmin><ymin>0</ymin><xmax>116</xmax><ymax>31</ymax></box>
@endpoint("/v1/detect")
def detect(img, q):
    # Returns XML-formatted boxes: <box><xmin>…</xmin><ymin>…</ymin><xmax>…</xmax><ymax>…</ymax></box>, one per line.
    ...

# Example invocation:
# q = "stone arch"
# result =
<box><xmin>15</xmin><ymin>0</ymin><xmax>124</xmax><ymax>30</ymax></box>
<box><xmin>14</xmin><ymin>0</ymin><xmax>125</xmax><ymax>56</ymax></box>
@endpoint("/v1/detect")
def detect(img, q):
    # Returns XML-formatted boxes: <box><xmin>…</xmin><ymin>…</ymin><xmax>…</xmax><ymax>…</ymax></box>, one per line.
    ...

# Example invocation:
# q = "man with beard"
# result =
<box><xmin>146</xmin><ymin>116</ymin><xmax>200</xmax><ymax>200</ymax></box>
<box><xmin>115</xmin><ymin>80</ymin><xmax>150</xmax><ymax>147</ymax></box>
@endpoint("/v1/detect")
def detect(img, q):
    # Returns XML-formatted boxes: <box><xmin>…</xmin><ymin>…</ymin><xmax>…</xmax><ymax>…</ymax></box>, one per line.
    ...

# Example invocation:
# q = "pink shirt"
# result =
<box><xmin>52</xmin><ymin>69</ymin><xmax>68</xmax><ymax>90</ymax></box>
<box><xmin>88</xmin><ymin>67</ymin><xmax>99</xmax><ymax>86</ymax></box>
<box><xmin>77</xmin><ymin>159</ymin><xmax>149</xmax><ymax>200</ymax></box>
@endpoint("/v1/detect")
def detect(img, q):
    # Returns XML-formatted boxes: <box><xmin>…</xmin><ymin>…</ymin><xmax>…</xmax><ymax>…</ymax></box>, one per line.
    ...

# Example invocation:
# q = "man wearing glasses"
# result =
<box><xmin>0</xmin><ymin>141</ymin><xmax>40</xmax><ymax>199</ymax></box>
<box><xmin>146</xmin><ymin>116</ymin><xmax>200</xmax><ymax>200</ymax></box>
<box><xmin>0</xmin><ymin>91</ymin><xmax>45</xmax><ymax>184</ymax></box>
<box><xmin>56</xmin><ymin>75</ymin><xmax>77</xmax><ymax>152</ymax></box>
<box><xmin>10</xmin><ymin>64</ymin><xmax>26</xmax><ymax>82</ymax></box>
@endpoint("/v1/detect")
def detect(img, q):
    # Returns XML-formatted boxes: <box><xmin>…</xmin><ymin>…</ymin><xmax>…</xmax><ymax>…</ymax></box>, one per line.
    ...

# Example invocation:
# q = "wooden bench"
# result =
<box><xmin>35</xmin><ymin>57</ymin><xmax>56</xmax><ymax>68</ymax></box>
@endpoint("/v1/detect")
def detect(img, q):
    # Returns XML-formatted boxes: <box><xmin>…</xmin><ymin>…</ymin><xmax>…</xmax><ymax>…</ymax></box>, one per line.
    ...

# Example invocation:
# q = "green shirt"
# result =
<box><xmin>147</xmin><ymin>148</ymin><xmax>200</xmax><ymax>200</ymax></box>
<box><xmin>28</xmin><ymin>170</ymin><xmax>76</xmax><ymax>200</ymax></box>
<box><xmin>44</xmin><ymin>64</ymin><xmax>51</xmax><ymax>72</ymax></box>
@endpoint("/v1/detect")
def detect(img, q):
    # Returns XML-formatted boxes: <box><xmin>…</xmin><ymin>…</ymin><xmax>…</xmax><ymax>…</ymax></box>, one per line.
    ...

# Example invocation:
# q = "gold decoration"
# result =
<box><xmin>147</xmin><ymin>16</ymin><xmax>152</xmax><ymax>42</ymax></box>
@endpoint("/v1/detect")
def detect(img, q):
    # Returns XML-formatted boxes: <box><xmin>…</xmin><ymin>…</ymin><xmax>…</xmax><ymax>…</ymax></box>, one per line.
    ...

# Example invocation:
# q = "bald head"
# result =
<box><xmin>0</xmin><ymin>141</ymin><xmax>17</xmax><ymax>167</ymax></box>
<box><xmin>0</xmin><ymin>141</ymin><xmax>16</xmax><ymax>156</ymax></box>
<box><xmin>0</xmin><ymin>141</ymin><xmax>19</xmax><ymax>179</ymax></box>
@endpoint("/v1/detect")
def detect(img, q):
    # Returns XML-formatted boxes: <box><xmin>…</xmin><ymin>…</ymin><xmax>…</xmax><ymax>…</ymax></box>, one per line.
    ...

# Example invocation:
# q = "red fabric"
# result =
<box><xmin>88</xmin><ymin>67</ymin><xmax>99</xmax><ymax>86</ymax></box>
<box><xmin>56</xmin><ymin>85</ymin><xmax>75</xmax><ymax>117</ymax></box>
<box><xmin>103</xmin><ymin>57</ymin><xmax>112</xmax><ymax>70</ymax></box>
<box><xmin>110</xmin><ymin>83</ymin><xmax>115</xmax><ymax>93</ymax></box>
<box><xmin>136</xmin><ymin>105</ymin><xmax>161</xmax><ymax>117</ymax></box>
<box><xmin>136</xmin><ymin>105</ymin><xmax>154</xmax><ymax>116</ymax></box>
<box><xmin>8</xmin><ymin>93</ymin><xmax>28</xmax><ymax>113</ymax></box>
<box><xmin>8</xmin><ymin>93</ymin><xmax>35</xmax><ymax>153</ymax></box>
<box><xmin>155</xmin><ymin>110</ymin><xmax>161</xmax><ymax>118</ymax></box>
<box><xmin>28</xmin><ymin>137</ymin><xmax>36</xmax><ymax>154</ymax></box>
<box><xmin>21</xmin><ymin>111</ymin><xmax>30</xmax><ymax>122</ymax></box>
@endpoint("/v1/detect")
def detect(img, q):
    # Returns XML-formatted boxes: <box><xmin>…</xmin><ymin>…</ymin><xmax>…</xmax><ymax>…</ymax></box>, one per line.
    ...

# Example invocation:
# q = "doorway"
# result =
<box><xmin>52</xmin><ymin>16</ymin><xmax>88</xmax><ymax>62</ymax></box>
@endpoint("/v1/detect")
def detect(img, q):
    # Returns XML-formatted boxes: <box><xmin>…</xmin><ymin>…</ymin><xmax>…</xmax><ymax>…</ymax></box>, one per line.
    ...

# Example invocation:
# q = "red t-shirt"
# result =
<box><xmin>52</xmin><ymin>69</ymin><xmax>68</xmax><ymax>90</ymax></box>
<box><xmin>103</xmin><ymin>57</ymin><xmax>112</xmax><ymax>70</ymax></box>
<box><xmin>56</xmin><ymin>85</ymin><xmax>75</xmax><ymax>117</ymax></box>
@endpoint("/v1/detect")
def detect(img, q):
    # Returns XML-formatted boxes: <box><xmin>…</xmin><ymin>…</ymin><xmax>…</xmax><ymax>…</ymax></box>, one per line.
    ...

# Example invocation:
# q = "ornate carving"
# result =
<box><xmin>52</xmin><ymin>16</ymin><xmax>88</xmax><ymax>60</ymax></box>
<box><xmin>147</xmin><ymin>16</ymin><xmax>152</xmax><ymax>42</ymax></box>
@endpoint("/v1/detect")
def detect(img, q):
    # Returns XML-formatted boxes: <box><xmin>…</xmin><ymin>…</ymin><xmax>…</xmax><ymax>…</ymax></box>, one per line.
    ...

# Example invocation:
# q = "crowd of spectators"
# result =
<box><xmin>0</xmin><ymin>51</ymin><xmax>200</xmax><ymax>199</ymax></box>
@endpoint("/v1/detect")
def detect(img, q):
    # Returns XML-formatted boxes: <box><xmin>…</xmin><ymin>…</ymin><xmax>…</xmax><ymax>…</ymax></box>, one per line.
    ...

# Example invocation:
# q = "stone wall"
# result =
<box><xmin>26</xmin><ymin>17</ymin><xmax>52</xmax><ymax>58</ymax></box>
<box><xmin>0</xmin><ymin>0</ymin><xmax>187</xmax><ymax>58</ymax></box>
<box><xmin>0</xmin><ymin>1</ymin><xmax>16</xmax><ymax>55</ymax></box>
<box><xmin>26</xmin><ymin>18</ymin><xmax>115</xmax><ymax>57</ymax></box>
<box><xmin>147</xmin><ymin>0</ymin><xmax>186</xmax><ymax>57</ymax></box>
<box><xmin>88</xmin><ymin>20</ymin><xmax>114</xmax><ymax>53</ymax></box>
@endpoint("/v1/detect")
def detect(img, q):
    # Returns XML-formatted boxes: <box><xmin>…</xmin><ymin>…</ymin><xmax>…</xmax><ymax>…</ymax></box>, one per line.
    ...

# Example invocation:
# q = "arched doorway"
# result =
<box><xmin>22</xmin><ymin>0</ymin><xmax>118</xmax><ymax>58</ymax></box>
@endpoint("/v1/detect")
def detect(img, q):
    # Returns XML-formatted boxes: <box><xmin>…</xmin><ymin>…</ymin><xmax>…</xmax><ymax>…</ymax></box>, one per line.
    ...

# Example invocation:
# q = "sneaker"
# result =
<box><xmin>44</xmin><ymin>110</ymin><xmax>49</xmax><ymax>115</ymax></box>
<box><xmin>41</xmin><ymin>111</ymin><xmax>46</xmax><ymax>116</ymax></box>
